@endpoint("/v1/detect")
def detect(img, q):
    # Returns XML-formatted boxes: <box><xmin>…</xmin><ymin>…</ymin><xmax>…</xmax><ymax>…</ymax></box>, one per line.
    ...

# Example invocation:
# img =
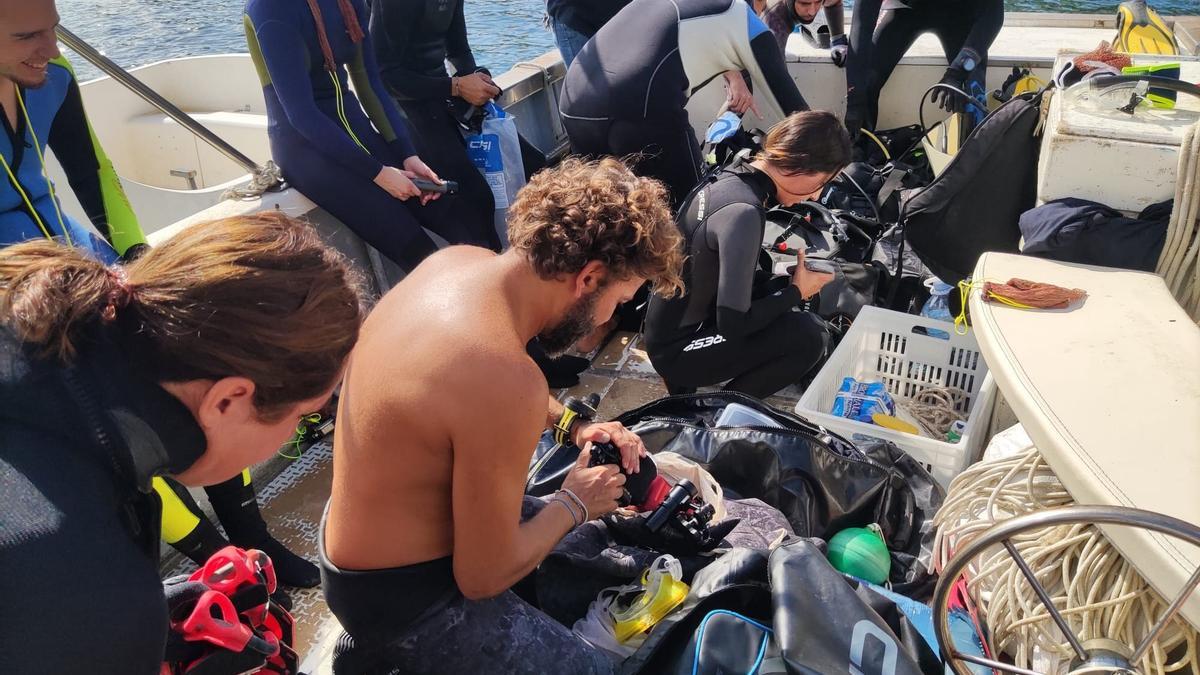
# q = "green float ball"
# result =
<box><xmin>827</xmin><ymin>527</ymin><xmax>891</xmax><ymax>585</ymax></box>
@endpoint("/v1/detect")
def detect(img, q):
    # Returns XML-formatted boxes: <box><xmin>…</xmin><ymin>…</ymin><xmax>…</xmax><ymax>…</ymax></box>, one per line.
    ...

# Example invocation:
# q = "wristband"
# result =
<box><xmin>559</xmin><ymin>488</ymin><xmax>589</xmax><ymax>523</ymax></box>
<box><xmin>548</xmin><ymin>495</ymin><xmax>581</xmax><ymax>528</ymax></box>
<box><xmin>553</xmin><ymin>407</ymin><xmax>578</xmax><ymax>446</ymax></box>
<box><xmin>451</xmin><ymin>77</ymin><xmax>460</xmax><ymax>97</ymax></box>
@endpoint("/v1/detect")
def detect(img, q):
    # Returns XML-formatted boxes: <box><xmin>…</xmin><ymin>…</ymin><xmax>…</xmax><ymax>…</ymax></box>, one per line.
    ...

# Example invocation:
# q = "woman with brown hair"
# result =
<box><xmin>0</xmin><ymin>211</ymin><xmax>365</xmax><ymax>674</ymax></box>
<box><xmin>644</xmin><ymin>111</ymin><xmax>849</xmax><ymax>398</ymax></box>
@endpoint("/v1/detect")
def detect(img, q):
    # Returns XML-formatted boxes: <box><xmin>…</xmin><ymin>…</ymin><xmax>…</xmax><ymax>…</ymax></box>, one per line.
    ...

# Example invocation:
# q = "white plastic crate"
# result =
<box><xmin>796</xmin><ymin>306</ymin><xmax>997</xmax><ymax>488</ymax></box>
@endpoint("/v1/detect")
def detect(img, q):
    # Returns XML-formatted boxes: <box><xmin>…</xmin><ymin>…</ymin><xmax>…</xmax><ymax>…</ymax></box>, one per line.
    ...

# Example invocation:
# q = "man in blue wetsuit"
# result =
<box><xmin>245</xmin><ymin>0</ymin><xmax>497</xmax><ymax>274</ymax></box>
<box><xmin>560</xmin><ymin>0</ymin><xmax>810</xmax><ymax>206</ymax></box>
<box><xmin>0</xmin><ymin>0</ymin><xmax>144</xmax><ymax>264</ymax></box>
<box><xmin>843</xmin><ymin>0</ymin><xmax>1003</xmax><ymax>138</ymax></box>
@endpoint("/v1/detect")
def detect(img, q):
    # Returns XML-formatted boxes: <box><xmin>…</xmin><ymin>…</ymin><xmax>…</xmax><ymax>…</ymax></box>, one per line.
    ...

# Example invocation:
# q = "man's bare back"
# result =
<box><xmin>325</xmin><ymin>246</ymin><xmax>547</xmax><ymax>570</ymax></box>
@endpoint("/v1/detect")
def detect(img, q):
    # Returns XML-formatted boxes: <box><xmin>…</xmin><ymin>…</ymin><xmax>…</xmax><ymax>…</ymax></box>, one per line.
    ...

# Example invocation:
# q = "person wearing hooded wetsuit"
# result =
<box><xmin>559</xmin><ymin>0</ymin><xmax>810</xmax><ymax>206</ymax></box>
<box><xmin>245</xmin><ymin>0</ymin><xmax>495</xmax><ymax>274</ymax></box>
<box><xmin>0</xmin><ymin>56</ymin><xmax>144</xmax><ymax>264</ymax></box>
<box><xmin>369</xmin><ymin>0</ymin><xmax>501</xmax><ymax>247</ymax></box>
<box><xmin>844</xmin><ymin>0</ymin><xmax>1003</xmax><ymax>138</ymax></box>
<box><xmin>645</xmin><ymin>111</ymin><xmax>851</xmax><ymax>398</ymax></box>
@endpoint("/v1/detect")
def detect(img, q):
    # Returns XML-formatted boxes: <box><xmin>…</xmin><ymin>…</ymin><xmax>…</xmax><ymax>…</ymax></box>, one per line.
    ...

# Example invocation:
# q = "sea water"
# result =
<box><xmin>58</xmin><ymin>0</ymin><xmax>1196</xmax><ymax>83</ymax></box>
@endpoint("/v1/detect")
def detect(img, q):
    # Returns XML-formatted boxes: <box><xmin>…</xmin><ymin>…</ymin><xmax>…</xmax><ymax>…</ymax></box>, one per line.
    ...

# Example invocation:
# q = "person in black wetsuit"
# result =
<box><xmin>370</xmin><ymin>0</ymin><xmax>501</xmax><ymax>246</ymax></box>
<box><xmin>244</xmin><ymin>0</ymin><xmax>495</xmax><ymax>275</ymax></box>
<box><xmin>645</xmin><ymin>111</ymin><xmax>849</xmax><ymax>398</ymax></box>
<box><xmin>843</xmin><ymin>0</ymin><xmax>1003</xmax><ymax>138</ymax></box>
<box><xmin>544</xmin><ymin>0</ymin><xmax>631</xmax><ymax>67</ymax></box>
<box><xmin>560</xmin><ymin>0</ymin><xmax>810</xmax><ymax>206</ymax></box>
<box><xmin>0</xmin><ymin>212</ymin><xmax>364</xmax><ymax>674</ymax></box>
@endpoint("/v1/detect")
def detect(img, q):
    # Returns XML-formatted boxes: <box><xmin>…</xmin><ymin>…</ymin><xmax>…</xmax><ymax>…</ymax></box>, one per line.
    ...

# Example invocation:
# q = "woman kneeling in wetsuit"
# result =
<box><xmin>244</xmin><ymin>0</ymin><xmax>495</xmax><ymax>274</ymax></box>
<box><xmin>645</xmin><ymin>111</ymin><xmax>850</xmax><ymax>398</ymax></box>
<box><xmin>0</xmin><ymin>212</ymin><xmax>365</xmax><ymax>674</ymax></box>
<box><xmin>559</xmin><ymin>0</ymin><xmax>810</xmax><ymax>206</ymax></box>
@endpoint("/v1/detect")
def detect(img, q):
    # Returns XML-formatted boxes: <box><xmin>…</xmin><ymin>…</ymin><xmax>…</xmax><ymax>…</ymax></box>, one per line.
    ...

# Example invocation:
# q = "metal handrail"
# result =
<box><xmin>55</xmin><ymin>25</ymin><xmax>282</xmax><ymax>193</ymax></box>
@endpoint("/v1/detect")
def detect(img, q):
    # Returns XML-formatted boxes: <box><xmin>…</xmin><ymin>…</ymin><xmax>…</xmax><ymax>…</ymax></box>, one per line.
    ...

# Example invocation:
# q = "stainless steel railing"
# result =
<box><xmin>56</xmin><ymin>25</ymin><xmax>283</xmax><ymax>194</ymax></box>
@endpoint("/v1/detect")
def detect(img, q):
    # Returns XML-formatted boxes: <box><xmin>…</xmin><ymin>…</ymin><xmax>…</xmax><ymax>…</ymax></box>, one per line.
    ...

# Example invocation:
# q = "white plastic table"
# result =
<box><xmin>969</xmin><ymin>252</ymin><xmax>1200</xmax><ymax>629</ymax></box>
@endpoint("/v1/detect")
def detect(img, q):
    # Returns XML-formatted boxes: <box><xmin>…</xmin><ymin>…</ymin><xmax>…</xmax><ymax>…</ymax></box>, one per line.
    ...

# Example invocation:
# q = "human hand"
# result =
<box><xmin>561</xmin><ymin>449</ymin><xmax>627</xmax><ymax>519</ymax></box>
<box><xmin>722</xmin><ymin>71</ymin><xmax>761</xmax><ymax>119</ymax></box>
<box><xmin>455</xmin><ymin>72</ymin><xmax>501</xmax><ymax>107</ymax></box>
<box><xmin>830</xmin><ymin>34</ymin><xmax>849</xmax><ymax>68</ymax></box>
<box><xmin>931</xmin><ymin>67</ymin><xmax>970</xmax><ymax>113</ymax></box>
<box><xmin>373</xmin><ymin>165</ymin><xmax>420</xmax><ymax>201</ymax></box>
<box><xmin>792</xmin><ymin>250</ymin><xmax>834</xmax><ymax>299</ymax></box>
<box><xmin>573</xmin><ymin>421</ymin><xmax>647</xmax><ymax>475</ymax></box>
<box><xmin>402</xmin><ymin>156</ymin><xmax>442</xmax><ymax>204</ymax></box>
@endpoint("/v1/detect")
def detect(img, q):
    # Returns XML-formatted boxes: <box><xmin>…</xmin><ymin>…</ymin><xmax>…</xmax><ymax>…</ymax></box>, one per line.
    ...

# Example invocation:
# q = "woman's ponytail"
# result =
<box><xmin>0</xmin><ymin>240</ymin><xmax>131</xmax><ymax>361</ymax></box>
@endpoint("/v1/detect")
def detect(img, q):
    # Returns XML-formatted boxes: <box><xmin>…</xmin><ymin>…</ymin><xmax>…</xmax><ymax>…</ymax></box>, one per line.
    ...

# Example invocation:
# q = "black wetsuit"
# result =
<box><xmin>644</xmin><ymin>167</ymin><xmax>827</xmax><ymax>398</ymax></box>
<box><xmin>370</xmin><ymin>0</ymin><xmax>498</xmax><ymax>244</ymax></box>
<box><xmin>0</xmin><ymin>327</ymin><xmax>206</xmax><ymax>674</ymax></box>
<box><xmin>559</xmin><ymin>0</ymin><xmax>809</xmax><ymax>205</ymax></box>
<box><xmin>846</xmin><ymin>0</ymin><xmax>1003</xmax><ymax>132</ymax></box>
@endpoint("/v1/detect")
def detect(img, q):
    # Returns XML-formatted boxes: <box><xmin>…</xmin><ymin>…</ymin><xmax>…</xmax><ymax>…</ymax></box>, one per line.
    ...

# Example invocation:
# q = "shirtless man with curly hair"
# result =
<box><xmin>321</xmin><ymin>158</ymin><xmax>685</xmax><ymax>673</ymax></box>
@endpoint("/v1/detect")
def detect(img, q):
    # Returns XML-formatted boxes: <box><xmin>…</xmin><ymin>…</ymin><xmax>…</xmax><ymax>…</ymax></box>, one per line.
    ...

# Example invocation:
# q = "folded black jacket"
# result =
<box><xmin>1020</xmin><ymin>197</ymin><xmax>1172</xmax><ymax>272</ymax></box>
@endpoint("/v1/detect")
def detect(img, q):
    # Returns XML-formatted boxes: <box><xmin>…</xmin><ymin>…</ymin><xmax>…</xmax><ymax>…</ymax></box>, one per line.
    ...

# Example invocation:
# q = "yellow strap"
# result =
<box><xmin>15</xmin><ymin>86</ymin><xmax>70</xmax><ymax>245</ymax></box>
<box><xmin>955</xmin><ymin>279</ymin><xmax>1039</xmax><ymax>335</ymax></box>
<box><xmin>0</xmin><ymin>150</ymin><xmax>53</xmax><ymax>240</ymax></box>
<box><xmin>152</xmin><ymin>477</ymin><xmax>202</xmax><ymax>544</ymax></box>
<box><xmin>329</xmin><ymin>71</ymin><xmax>368</xmax><ymax>153</ymax></box>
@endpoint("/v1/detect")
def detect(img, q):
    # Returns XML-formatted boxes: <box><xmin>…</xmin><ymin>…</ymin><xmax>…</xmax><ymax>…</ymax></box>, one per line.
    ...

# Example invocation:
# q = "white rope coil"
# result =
<box><xmin>1156</xmin><ymin>119</ymin><xmax>1200</xmax><ymax>322</ymax></box>
<box><xmin>933</xmin><ymin>448</ymin><xmax>1198</xmax><ymax>673</ymax></box>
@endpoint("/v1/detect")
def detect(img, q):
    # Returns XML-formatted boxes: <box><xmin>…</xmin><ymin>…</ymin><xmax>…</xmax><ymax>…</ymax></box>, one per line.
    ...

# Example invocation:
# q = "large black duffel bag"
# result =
<box><xmin>527</xmin><ymin>392</ymin><xmax>944</xmax><ymax>598</ymax></box>
<box><xmin>620</xmin><ymin>539</ymin><xmax>944</xmax><ymax>675</ymax></box>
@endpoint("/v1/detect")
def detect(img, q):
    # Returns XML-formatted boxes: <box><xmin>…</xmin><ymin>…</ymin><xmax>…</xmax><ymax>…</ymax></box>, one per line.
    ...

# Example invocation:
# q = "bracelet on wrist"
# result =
<box><xmin>558</xmin><ymin>488</ymin><xmax>589</xmax><ymax>523</ymax></box>
<box><xmin>548</xmin><ymin>495</ymin><xmax>580</xmax><ymax>528</ymax></box>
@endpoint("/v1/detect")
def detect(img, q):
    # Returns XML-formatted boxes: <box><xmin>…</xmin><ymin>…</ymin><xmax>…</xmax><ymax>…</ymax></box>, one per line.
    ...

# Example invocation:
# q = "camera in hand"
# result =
<box><xmin>645</xmin><ymin>478</ymin><xmax>717</xmax><ymax>548</ymax></box>
<box><xmin>588</xmin><ymin>441</ymin><xmax>666</xmax><ymax>509</ymax></box>
<box><xmin>410</xmin><ymin>178</ymin><xmax>459</xmax><ymax>194</ymax></box>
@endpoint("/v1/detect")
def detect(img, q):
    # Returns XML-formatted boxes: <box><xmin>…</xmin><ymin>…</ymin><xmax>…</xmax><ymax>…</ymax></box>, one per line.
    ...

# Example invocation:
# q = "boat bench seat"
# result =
<box><xmin>124</xmin><ymin>110</ymin><xmax>270</xmax><ymax>189</ymax></box>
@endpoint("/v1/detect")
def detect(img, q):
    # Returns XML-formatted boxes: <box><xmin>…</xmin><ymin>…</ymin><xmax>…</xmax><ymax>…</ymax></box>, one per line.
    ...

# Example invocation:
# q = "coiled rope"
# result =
<box><xmin>1156</xmin><ymin>119</ymin><xmax>1200</xmax><ymax>322</ymax></box>
<box><xmin>933</xmin><ymin>448</ymin><xmax>1198</xmax><ymax>673</ymax></box>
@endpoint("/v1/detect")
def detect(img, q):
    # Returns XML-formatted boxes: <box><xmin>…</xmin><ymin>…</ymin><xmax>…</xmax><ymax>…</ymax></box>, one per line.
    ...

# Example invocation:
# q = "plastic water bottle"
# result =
<box><xmin>920</xmin><ymin>277</ymin><xmax>954</xmax><ymax>323</ymax></box>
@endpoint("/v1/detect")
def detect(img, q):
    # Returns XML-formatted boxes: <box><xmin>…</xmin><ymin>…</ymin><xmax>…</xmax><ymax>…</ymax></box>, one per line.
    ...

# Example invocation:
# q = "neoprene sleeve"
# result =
<box><xmin>46</xmin><ymin>57</ymin><xmax>146</xmax><ymax>255</ymax></box>
<box><xmin>750</xmin><ymin>31</ymin><xmax>809</xmax><ymax>114</ymax></box>
<box><xmin>708</xmin><ymin>203</ymin><xmax>803</xmax><ymax>340</ymax></box>
<box><xmin>960</xmin><ymin>0</ymin><xmax>1004</xmax><ymax>67</ymax></box>
<box><xmin>247</xmin><ymin>16</ymin><xmax>383</xmax><ymax>180</ymax></box>
<box><xmin>347</xmin><ymin>34</ymin><xmax>418</xmax><ymax>161</ymax></box>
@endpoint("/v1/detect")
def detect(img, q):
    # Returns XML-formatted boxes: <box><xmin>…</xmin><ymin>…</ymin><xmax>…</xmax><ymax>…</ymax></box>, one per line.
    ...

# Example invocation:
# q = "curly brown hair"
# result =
<box><xmin>507</xmin><ymin>157</ymin><xmax>684</xmax><ymax>297</ymax></box>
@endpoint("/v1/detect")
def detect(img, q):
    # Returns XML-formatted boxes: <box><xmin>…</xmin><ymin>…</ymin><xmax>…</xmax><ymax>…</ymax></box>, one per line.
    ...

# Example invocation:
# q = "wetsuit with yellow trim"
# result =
<box><xmin>245</xmin><ymin>0</ymin><xmax>494</xmax><ymax>272</ymax></box>
<box><xmin>0</xmin><ymin>55</ymin><xmax>146</xmax><ymax>263</ymax></box>
<box><xmin>154</xmin><ymin>468</ymin><xmax>321</xmax><ymax>588</ymax></box>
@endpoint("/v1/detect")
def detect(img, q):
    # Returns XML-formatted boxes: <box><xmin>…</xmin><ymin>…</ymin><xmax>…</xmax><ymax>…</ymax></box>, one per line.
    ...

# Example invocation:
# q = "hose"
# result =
<box><xmin>933</xmin><ymin>447</ymin><xmax>1198</xmax><ymax>673</ymax></box>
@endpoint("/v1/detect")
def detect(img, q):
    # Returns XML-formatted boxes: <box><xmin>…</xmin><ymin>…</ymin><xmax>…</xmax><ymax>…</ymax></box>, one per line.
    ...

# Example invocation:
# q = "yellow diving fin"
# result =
<box><xmin>1113</xmin><ymin>0</ymin><xmax>1178</xmax><ymax>55</ymax></box>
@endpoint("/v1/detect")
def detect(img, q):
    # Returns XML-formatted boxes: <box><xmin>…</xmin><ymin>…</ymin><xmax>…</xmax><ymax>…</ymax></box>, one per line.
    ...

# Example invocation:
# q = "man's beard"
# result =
<box><xmin>4</xmin><ymin>69</ymin><xmax>48</xmax><ymax>89</ymax></box>
<box><xmin>538</xmin><ymin>290</ymin><xmax>599</xmax><ymax>358</ymax></box>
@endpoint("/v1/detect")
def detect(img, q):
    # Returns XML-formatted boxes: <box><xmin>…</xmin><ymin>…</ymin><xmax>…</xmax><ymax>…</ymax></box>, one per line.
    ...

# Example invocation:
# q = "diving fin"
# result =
<box><xmin>1113</xmin><ymin>0</ymin><xmax>1178</xmax><ymax>55</ymax></box>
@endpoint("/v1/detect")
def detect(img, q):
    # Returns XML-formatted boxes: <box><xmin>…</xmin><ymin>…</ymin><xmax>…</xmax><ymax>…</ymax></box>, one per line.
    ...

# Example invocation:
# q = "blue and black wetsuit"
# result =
<box><xmin>0</xmin><ymin>57</ymin><xmax>146</xmax><ymax>264</ymax></box>
<box><xmin>560</xmin><ymin>0</ymin><xmax>809</xmax><ymax>205</ymax></box>
<box><xmin>845</xmin><ymin>0</ymin><xmax>1003</xmax><ymax>134</ymax></box>
<box><xmin>245</xmin><ymin>0</ymin><xmax>495</xmax><ymax>273</ymax></box>
<box><xmin>644</xmin><ymin>167</ymin><xmax>827</xmax><ymax>397</ymax></box>
<box><xmin>370</xmin><ymin>0</ymin><xmax>499</xmax><ymax>246</ymax></box>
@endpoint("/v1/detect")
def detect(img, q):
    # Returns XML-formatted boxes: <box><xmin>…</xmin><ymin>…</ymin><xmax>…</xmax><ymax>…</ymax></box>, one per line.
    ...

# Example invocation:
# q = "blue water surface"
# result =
<box><xmin>58</xmin><ymin>0</ymin><xmax>1194</xmax><ymax>83</ymax></box>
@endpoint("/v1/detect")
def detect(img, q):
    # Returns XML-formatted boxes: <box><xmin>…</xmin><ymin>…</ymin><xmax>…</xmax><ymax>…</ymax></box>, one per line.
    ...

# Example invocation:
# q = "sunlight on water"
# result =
<box><xmin>59</xmin><ymin>0</ymin><xmax>1194</xmax><ymax>83</ymax></box>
